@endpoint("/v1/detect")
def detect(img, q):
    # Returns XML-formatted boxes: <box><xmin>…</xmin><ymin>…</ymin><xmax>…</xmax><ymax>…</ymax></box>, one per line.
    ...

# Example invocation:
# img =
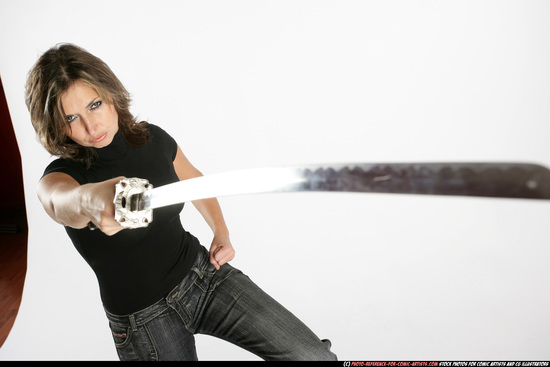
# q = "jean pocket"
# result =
<box><xmin>109</xmin><ymin>322</ymin><xmax>157</xmax><ymax>361</ymax></box>
<box><xmin>109</xmin><ymin>322</ymin><xmax>132</xmax><ymax>348</ymax></box>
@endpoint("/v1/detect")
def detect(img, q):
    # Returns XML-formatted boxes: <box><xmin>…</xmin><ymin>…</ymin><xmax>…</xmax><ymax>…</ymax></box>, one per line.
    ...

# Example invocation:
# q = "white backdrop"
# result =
<box><xmin>1</xmin><ymin>0</ymin><xmax>550</xmax><ymax>361</ymax></box>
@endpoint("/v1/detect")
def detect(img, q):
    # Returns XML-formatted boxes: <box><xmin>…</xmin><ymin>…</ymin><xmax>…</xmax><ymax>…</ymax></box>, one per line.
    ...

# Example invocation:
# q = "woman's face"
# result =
<box><xmin>61</xmin><ymin>80</ymin><xmax>119</xmax><ymax>148</ymax></box>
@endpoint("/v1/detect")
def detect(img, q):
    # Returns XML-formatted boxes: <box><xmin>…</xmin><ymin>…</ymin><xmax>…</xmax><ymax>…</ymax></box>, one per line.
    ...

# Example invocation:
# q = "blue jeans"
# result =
<box><xmin>105</xmin><ymin>246</ymin><xmax>337</xmax><ymax>361</ymax></box>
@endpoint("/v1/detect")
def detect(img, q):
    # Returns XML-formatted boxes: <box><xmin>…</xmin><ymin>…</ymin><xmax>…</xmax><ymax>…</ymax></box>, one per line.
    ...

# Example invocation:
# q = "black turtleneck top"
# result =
<box><xmin>43</xmin><ymin>123</ymin><xmax>201</xmax><ymax>315</ymax></box>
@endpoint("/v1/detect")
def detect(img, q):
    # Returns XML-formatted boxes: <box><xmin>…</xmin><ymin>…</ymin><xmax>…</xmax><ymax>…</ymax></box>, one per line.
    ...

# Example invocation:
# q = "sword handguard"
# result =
<box><xmin>114</xmin><ymin>178</ymin><xmax>153</xmax><ymax>228</ymax></box>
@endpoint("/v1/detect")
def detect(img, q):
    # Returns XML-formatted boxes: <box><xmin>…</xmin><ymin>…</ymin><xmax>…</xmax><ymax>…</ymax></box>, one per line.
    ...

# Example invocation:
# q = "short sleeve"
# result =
<box><xmin>42</xmin><ymin>158</ymin><xmax>88</xmax><ymax>185</ymax></box>
<box><xmin>148</xmin><ymin>124</ymin><xmax>178</xmax><ymax>161</ymax></box>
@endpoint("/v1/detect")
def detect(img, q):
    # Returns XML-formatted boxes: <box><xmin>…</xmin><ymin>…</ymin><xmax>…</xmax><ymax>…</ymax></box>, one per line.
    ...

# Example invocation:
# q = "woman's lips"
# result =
<box><xmin>90</xmin><ymin>132</ymin><xmax>107</xmax><ymax>144</ymax></box>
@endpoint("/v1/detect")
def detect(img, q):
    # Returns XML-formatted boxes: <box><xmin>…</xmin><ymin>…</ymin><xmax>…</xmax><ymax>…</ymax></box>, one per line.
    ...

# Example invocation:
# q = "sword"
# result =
<box><xmin>110</xmin><ymin>162</ymin><xmax>550</xmax><ymax>229</ymax></box>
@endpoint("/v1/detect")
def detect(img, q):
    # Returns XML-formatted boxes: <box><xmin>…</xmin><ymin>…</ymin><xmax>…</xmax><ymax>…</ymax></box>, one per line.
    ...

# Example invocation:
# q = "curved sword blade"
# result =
<box><xmin>112</xmin><ymin>162</ymin><xmax>550</xmax><ymax>228</ymax></box>
<box><xmin>139</xmin><ymin>162</ymin><xmax>550</xmax><ymax>211</ymax></box>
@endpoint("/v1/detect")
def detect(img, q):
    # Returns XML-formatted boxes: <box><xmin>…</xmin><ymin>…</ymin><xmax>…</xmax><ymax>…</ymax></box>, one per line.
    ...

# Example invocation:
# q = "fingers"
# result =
<box><xmin>88</xmin><ymin>216</ymin><xmax>125</xmax><ymax>236</ymax></box>
<box><xmin>210</xmin><ymin>246</ymin><xmax>224</xmax><ymax>270</ymax></box>
<box><xmin>96</xmin><ymin>196</ymin><xmax>124</xmax><ymax>236</ymax></box>
<box><xmin>209</xmin><ymin>244</ymin><xmax>235</xmax><ymax>270</ymax></box>
<box><xmin>87</xmin><ymin>176</ymin><xmax>128</xmax><ymax>235</ymax></box>
<box><xmin>110</xmin><ymin>176</ymin><xmax>127</xmax><ymax>188</ymax></box>
<box><xmin>209</xmin><ymin>252</ymin><xmax>220</xmax><ymax>270</ymax></box>
<box><xmin>215</xmin><ymin>246</ymin><xmax>235</xmax><ymax>267</ymax></box>
<box><xmin>99</xmin><ymin>221</ymin><xmax>125</xmax><ymax>236</ymax></box>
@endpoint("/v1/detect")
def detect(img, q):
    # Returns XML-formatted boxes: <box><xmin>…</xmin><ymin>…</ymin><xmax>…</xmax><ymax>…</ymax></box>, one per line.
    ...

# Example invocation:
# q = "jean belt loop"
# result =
<box><xmin>129</xmin><ymin>314</ymin><xmax>138</xmax><ymax>332</ymax></box>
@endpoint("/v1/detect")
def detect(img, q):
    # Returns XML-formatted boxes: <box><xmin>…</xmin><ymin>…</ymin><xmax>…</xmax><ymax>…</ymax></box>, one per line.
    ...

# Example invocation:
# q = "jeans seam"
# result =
<box><xmin>211</xmin><ymin>267</ymin><xmax>241</xmax><ymax>291</ymax></box>
<box><xmin>143</xmin><ymin>324</ymin><xmax>158</xmax><ymax>361</ymax></box>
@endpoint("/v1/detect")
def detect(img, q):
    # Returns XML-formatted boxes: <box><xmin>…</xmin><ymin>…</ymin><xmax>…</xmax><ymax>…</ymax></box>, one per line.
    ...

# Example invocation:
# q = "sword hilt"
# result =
<box><xmin>113</xmin><ymin>178</ymin><xmax>153</xmax><ymax>229</ymax></box>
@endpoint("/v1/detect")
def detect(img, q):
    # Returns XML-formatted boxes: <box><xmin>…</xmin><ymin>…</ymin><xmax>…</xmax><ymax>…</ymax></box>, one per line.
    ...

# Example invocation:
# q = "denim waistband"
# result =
<box><xmin>104</xmin><ymin>246</ymin><xmax>209</xmax><ymax>330</ymax></box>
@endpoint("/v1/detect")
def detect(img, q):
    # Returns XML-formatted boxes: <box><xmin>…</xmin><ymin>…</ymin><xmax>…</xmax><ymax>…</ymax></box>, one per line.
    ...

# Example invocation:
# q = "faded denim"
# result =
<box><xmin>105</xmin><ymin>245</ymin><xmax>337</xmax><ymax>361</ymax></box>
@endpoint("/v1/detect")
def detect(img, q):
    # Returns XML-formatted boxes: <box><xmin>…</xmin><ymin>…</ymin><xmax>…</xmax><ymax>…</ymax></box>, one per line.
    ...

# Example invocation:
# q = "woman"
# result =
<box><xmin>25</xmin><ymin>43</ymin><xmax>337</xmax><ymax>361</ymax></box>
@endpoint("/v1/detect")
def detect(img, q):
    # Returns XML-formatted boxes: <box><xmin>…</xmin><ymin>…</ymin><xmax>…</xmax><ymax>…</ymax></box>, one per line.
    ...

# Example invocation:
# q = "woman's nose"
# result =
<box><xmin>81</xmin><ymin>116</ymin><xmax>99</xmax><ymax>135</ymax></box>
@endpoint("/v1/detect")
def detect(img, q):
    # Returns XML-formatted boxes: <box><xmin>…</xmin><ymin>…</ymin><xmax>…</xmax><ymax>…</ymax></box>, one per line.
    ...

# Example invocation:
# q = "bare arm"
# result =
<box><xmin>173</xmin><ymin>145</ymin><xmax>235</xmax><ymax>269</ymax></box>
<box><xmin>37</xmin><ymin>172</ymin><xmax>125</xmax><ymax>236</ymax></box>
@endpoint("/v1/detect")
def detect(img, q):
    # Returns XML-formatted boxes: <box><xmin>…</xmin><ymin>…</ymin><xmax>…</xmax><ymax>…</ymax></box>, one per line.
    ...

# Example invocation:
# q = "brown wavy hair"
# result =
<box><xmin>25</xmin><ymin>43</ymin><xmax>150</xmax><ymax>167</ymax></box>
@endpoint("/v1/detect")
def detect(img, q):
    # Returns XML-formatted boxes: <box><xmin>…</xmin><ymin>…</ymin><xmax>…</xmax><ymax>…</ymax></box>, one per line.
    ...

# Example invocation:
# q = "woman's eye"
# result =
<box><xmin>67</xmin><ymin>115</ymin><xmax>77</xmax><ymax>123</ymax></box>
<box><xmin>90</xmin><ymin>101</ymin><xmax>102</xmax><ymax>110</ymax></box>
